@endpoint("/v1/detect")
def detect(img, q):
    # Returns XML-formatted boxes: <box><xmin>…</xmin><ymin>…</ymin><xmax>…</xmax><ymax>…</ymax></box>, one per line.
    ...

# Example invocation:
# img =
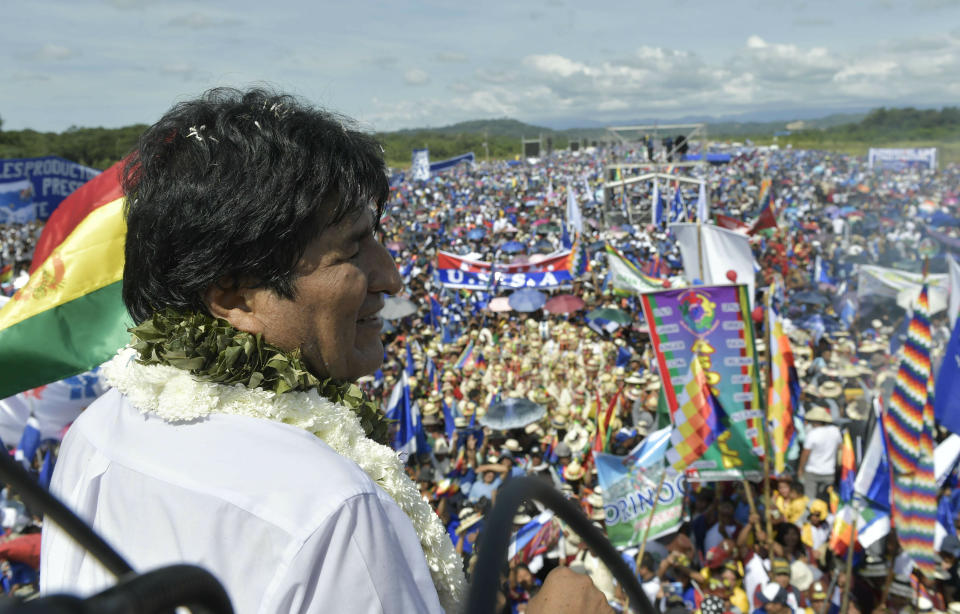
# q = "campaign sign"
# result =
<box><xmin>435</xmin><ymin>268</ymin><xmax>573</xmax><ymax>290</ymax></box>
<box><xmin>867</xmin><ymin>147</ymin><xmax>937</xmax><ymax>171</ymax></box>
<box><xmin>640</xmin><ymin>284</ymin><xmax>765</xmax><ymax>481</ymax></box>
<box><xmin>0</xmin><ymin>156</ymin><xmax>100</xmax><ymax>220</ymax></box>
<box><xmin>595</xmin><ymin>452</ymin><xmax>685</xmax><ymax>547</ymax></box>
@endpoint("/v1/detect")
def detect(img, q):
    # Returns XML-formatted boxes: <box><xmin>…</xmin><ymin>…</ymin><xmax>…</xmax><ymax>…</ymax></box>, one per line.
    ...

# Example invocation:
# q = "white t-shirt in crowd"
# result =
<box><xmin>802</xmin><ymin>424</ymin><xmax>843</xmax><ymax>475</ymax></box>
<box><xmin>41</xmin><ymin>388</ymin><xmax>442</xmax><ymax>614</ymax></box>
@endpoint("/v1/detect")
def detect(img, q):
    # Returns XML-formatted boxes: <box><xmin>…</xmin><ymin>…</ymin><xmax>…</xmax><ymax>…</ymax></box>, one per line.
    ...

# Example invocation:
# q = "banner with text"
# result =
<box><xmin>868</xmin><ymin>147</ymin><xmax>937</xmax><ymax>171</ymax></box>
<box><xmin>437</xmin><ymin>250</ymin><xmax>572</xmax><ymax>274</ymax></box>
<box><xmin>435</xmin><ymin>268</ymin><xmax>574</xmax><ymax>290</ymax></box>
<box><xmin>0</xmin><ymin>156</ymin><xmax>100</xmax><ymax>220</ymax></box>
<box><xmin>640</xmin><ymin>284</ymin><xmax>765</xmax><ymax>481</ymax></box>
<box><xmin>595</xmin><ymin>452</ymin><xmax>685</xmax><ymax>547</ymax></box>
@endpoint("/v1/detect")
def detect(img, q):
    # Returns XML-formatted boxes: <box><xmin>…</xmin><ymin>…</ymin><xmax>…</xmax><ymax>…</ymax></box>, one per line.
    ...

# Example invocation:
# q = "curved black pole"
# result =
<box><xmin>465</xmin><ymin>476</ymin><xmax>656</xmax><ymax>614</ymax></box>
<box><xmin>0</xmin><ymin>447</ymin><xmax>134</xmax><ymax>578</ymax></box>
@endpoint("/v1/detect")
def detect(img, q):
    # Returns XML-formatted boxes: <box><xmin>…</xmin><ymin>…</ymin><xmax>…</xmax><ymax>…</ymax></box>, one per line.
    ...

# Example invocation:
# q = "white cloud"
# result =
<box><xmin>435</xmin><ymin>51</ymin><xmax>467</xmax><ymax>63</ymax></box>
<box><xmin>167</xmin><ymin>12</ymin><xmax>242</xmax><ymax>29</ymax></box>
<box><xmin>525</xmin><ymin>54</ymin><xmax>590</xmax><ymax>78</ymax></box>
<box><xmin>28</xmin><ymin>44</ymin><xmax>77</xmax><ymax>62</ymax></box>
<box><xmin>403</xmin><ymin>69</ymin><xmax>430</xmax><ymax>86</ymax></box>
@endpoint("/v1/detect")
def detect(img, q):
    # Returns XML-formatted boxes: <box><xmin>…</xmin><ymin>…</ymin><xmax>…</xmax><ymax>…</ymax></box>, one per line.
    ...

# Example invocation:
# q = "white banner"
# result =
<box><xmin>868</xmin><ymin>147</ymin><xmax>937</xmax><ymax>170</ymax></box>
<box><xmin>411</xmin><ymin>148</ymin><xmax>430</xmax><ymax>181</ymax></box>
<box><xmin>0</xmin><ymin>369</ymin><xmax>107</xmax><ymax>443</ymax></box>
<box><xmin>671</xmin><ymin>223</ymin><xmax>757</xmax><ymax>308</ymax></box>
<box><xmin>857</xmin><ymin>265</ymin><xmax>948</xmax><ymax>312</ymax></box>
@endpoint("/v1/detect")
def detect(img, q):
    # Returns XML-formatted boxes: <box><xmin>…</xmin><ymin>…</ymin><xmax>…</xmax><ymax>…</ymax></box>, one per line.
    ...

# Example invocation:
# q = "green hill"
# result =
<box><xmin>2</xmin><ymin>107</ymin><xmax>958</xmax><ymax>170</ymax></box>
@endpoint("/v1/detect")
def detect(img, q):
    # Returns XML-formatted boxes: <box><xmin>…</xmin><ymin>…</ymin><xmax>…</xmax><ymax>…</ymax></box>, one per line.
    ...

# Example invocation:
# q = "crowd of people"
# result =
<box><xmin>0</xmin><ymin>222</ymin><xmax>40</xmax><ymax>296</ymax></box>
<box><xmin>360</xmin><ymin>144</ymin><xmax>960</xmax><ymax>612</ymax></box>
<box><xmin>2</xmin><ymin>136</ymin><xmax>960</xmax><ymax>612</ymax></box>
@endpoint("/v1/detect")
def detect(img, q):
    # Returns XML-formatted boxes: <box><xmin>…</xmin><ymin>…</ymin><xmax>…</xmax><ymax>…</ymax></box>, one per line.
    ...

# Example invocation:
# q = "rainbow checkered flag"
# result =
<box><xmin>667</xmin><ymin>358</ymin><xmax>752</xmax><ymax>474</ymax></box>
<box><xmin>882</xmin><ymin>285</ymin><xmax>938</xmax><ymax>575</ymax></box>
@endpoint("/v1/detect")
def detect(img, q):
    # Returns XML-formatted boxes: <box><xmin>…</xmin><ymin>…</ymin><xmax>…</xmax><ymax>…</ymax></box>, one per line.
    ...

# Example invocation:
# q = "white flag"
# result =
<box><xmin>671</xmin><ymin>222</ymin><xmax>757</xmax><ymax>308</ymax></box>
<box><xmin>696</xmin><ymin>182</ymin><xmax>709</xmax><ymax>222</ymax></box>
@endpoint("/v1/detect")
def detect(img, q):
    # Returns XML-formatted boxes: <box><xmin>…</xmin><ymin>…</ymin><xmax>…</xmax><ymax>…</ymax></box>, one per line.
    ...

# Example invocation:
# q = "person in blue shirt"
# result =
<box><xmin>468</xmin><ymin>465</ymin><xmax>503</xmax><ymax>504</ymax></box>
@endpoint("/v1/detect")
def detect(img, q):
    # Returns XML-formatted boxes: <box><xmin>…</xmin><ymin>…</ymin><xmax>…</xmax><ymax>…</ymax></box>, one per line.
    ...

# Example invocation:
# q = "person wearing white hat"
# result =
<box><xmin>798</xmin><ymin>406</ymin><xmax>842</xmax><ymax>500</ymax></box>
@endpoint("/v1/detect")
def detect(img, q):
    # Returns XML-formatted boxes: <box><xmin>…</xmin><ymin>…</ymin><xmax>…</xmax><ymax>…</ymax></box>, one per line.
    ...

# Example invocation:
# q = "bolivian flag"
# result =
<box><xmin>0</xmin><ymin>162</ymin><xmax>131</xmax><ymax>398</ymax></box>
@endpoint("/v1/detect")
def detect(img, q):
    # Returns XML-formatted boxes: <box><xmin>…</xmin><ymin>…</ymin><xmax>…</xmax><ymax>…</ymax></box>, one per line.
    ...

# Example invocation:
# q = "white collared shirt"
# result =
<box><xmin>41</xmin><ymin>389</ymin><xmax>443</xmax><ymax>614</ymax></box>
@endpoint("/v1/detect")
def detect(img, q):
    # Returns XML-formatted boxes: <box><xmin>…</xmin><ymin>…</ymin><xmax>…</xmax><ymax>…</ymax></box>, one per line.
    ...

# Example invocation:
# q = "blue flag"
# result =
<box><xmin>670</xmin><ymin>186</ymin><xmax>685</xmax><ymax>223</ymax></box>
<box><xmin>16</xmin><ymin>418</ymin><xmax>41</xmax><ymax>468</ymax></box>
<box><xmin>404</xmin><ymin>342</ymin><xmax>415</xmax><ymax>377</ymax></box>
<box><xmin>38</xmin><ymin>449</ymin><xmax>53</xmax><ymax>489</ymax></box>
<box><xmin>442</xmin><ymin>399</ymin><xmax>456</xmax><ymax>440</ymax></box>
<box><xmin>615</xmin><ymin>346</ymin><xmax>632</xmax><ymax>368</ymax></box>
<box><xmin>388</xmin><ymin>377</ymin><xmax>425</xmax><ymax>455</ymax></box>
<box><xmin>935</xmin><ymin>318</ymin><xmax>960</xmax><ymax>436</ymax></box>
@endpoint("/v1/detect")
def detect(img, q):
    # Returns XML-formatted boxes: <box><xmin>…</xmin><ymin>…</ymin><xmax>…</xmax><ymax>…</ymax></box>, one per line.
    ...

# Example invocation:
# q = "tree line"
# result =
<box><xmin>1</xmin><ymin>106</ymin><xmax>957</xmax><ymax>171</ymax></box>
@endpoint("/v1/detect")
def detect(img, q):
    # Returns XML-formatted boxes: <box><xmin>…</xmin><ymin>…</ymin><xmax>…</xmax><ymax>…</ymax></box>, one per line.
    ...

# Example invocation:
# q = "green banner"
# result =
<box><xmin>595</xmin><ymin>452</ymin><xmax>685</xmax><ymax>547</ymax></box>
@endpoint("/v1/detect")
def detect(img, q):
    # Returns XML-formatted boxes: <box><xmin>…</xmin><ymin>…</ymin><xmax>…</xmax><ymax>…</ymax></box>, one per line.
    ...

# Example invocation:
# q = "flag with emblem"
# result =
<box><xmin>0</xmin><ymin>162</ymin><xmax>131</xmax><ymax>399</ymax></box>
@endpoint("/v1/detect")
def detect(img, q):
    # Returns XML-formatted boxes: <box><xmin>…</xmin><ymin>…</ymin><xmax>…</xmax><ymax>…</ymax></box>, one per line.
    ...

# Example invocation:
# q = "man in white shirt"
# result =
<box><xmin>41</xmin><ymin>88</ymin><xmax>612</xmax><ymax>614</ymax></box>
<box><xmin>797</xmin><ymin>406</ymin><xmax>842</xmax><ymax>500</ymax></box>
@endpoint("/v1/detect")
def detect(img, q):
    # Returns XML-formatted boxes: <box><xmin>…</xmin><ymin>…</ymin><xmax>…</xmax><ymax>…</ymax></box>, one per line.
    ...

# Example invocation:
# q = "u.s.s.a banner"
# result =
<box><xmin>434</xmin><ymin>268</ymin><xmax>574</xmax><ymax>290</ymax></box>
<box><xmin>640</xmin><ymin>284</ymin><xmax>765</xmax><ymax>481</ymax></box>
<box><xmin>595</xmin><ymin>452</ymin><xmax>685</xmax><ymax>547</ymax></box>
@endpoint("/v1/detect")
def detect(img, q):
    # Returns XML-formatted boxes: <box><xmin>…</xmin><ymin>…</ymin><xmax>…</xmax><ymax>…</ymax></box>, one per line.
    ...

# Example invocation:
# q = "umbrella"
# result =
<box><xmin>532</xmin><ymin>239</ymin><xmax>554</xmax><ymax>253</ymax></box>
<box><xmin>586</xmin><ymin>307</ymin><xmax>632</xmax><ymax>325</ymax></box>
<box><xmin>488</xmin><ymin>296</ymin><xmax>512</xmax><ymax>312</ymax></box>
<box><xmin>467</xmin><ymin>228</ymin><xmax>486</xmax><ymax>240</ymax></box>
<box><xmin>532</xmin><ymin>219</ymin><xmax>551</xmax><ymax>226</ymax></box>
<box><xmin>379</xmin><ymin>296</ymin><xmax>418</xmax><ymax>320</ymax></box>
<box><xmin>499</xmin><ymin>241</ymin><xmax>526</xmax><ymax>254</ymax></box>
<box><xmin>792</xmin><ymin>291</ymin><xmax>830</xmax><ymax>306</ymax></box>
<box><xmin>544</xmin><ymin>294</ymin><xmax>585</xmax><ymax>314</ymax></box>
<box><xmin>480</xmin><ymin>397</ymin><xmax>546</xmax><ymax>431</ymax></box>
<box><xmin>537</xmin><ymin>223</ymin><xmax>562</xmax><ymax>234</ymax></box>
<box><xmin>508</xmin><ymin>289</ymin><xmax>546</xmax><ymax>312</ymax></box>
<box><xmin>386</xmin><ymin>241</ymin><xmax>405</xmax><ymax>251</ymax></box>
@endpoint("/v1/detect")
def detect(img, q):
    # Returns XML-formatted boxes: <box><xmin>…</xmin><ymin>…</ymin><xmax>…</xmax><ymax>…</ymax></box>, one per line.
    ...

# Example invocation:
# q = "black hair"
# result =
<box><xmin>121</xmin><ymin>87</ymin><xmax>389</xmax><ymax>323</ymax></box>
<box><xmin>639</xmin><ymin>552</ymin><xmax>656</xmax><ymax>572</ymax></box>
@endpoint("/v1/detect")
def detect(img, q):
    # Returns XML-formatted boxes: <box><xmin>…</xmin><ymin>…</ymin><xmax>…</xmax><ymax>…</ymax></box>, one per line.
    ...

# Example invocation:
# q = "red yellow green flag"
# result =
<box><xmin>0</xmin><ymin>162</ymin><xmax>130</xmax><ymax>398</ymax></box>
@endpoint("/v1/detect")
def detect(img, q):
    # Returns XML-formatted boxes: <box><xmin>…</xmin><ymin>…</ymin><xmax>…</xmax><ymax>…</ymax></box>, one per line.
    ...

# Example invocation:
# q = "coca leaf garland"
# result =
<box><xmin>129</xmin><ymin>309</ymin><xmax>390</xmax><ymax>444</ymax></box>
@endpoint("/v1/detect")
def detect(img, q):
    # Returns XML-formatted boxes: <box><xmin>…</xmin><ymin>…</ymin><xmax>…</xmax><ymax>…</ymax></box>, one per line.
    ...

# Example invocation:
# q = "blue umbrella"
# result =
<box><xmin>508</xmin><ymin>289</ymin><xmax>546</xmax><ymax>312</ymax></box>
<box><xmin>467</xmin><ymin>228</ymin><xmax>486</xmax><ymax>240</ymax></box>
<box><xmin>480</xmin><ymin>398</ymin><xmax>546</xmax><ymax>431</ymax></box>
<box><xmin>500</xmin><ymin>241</ymin><xmax>525</xmax><ymax>254</ymax></box>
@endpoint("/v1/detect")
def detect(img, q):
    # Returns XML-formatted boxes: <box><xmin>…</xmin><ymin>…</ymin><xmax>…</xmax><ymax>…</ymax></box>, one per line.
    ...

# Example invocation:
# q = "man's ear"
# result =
<box><xmin>204</xmin><ymin>280</ymin><xmax>266</xmax><ymax>335</ymax></box>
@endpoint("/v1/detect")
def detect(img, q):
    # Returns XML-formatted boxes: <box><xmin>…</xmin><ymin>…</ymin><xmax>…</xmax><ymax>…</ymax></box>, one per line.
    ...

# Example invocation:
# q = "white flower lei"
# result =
<box><xmin>103</xmin><ymin>349</ymin><xmax>466</xmax><ymax>612</ymax></box>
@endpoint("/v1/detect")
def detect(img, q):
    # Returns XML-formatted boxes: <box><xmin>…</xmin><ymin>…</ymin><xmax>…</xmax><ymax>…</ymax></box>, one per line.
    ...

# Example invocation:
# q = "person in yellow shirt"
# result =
<box><xmin>774</xmin><ymin>475</ymin><xmax>810</xmax><ymax>525</ymax></box>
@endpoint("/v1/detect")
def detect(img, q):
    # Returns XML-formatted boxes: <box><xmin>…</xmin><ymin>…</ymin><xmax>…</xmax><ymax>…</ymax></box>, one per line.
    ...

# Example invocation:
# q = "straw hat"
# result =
<box><xmin>503</xmin><ymin>438</ymin><xmax>522</xmax><ymax>453</ymax></box>
<box><xmin>564</xmin><ymin>460</ymin><xmax>586</xmax><ymax>481</ymax></box>
<box><xmin>563</xmin><ymin>425</ymin><xmax>590</xmax><ymax>453</ymax></box>
<box><xmin>805</xmin><ymin>406</ymin><xmax>833</xmax><ymax>424</ymax></box>
<box><xmin>455</xmin><ymin>512</ymin><xmax>484</xmax><ymax>535</ymax></box>
<box><xmin>817</xmin><ymin>381</ymin><xmax>843</xmax><ymax>398</ymax></box>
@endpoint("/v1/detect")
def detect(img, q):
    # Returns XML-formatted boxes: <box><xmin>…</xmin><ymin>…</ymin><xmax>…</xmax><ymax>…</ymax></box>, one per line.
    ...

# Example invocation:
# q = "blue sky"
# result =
<box><xmin>3</xmin><ymin>0</ymin><xmax>960</xmax><ymax>132</ymax></box>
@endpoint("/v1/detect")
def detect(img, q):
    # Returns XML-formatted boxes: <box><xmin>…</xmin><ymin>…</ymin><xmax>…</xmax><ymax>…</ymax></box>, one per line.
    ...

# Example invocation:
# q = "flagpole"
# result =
<box><xmin>838</xmin><ymin>503</ymin><xmax>859</xmax><ymax>614</ymax></box>
<box><xmin>819</xmin><ymin>575</ymin><xmax>838</xmax><ymax>614</ymax></box>
<box><xmin>696</xmin><ymin>220</ymin><xmax>704</xmax><ymax>281</ymax></box>
<box><xmin>637</xmin><ymin>469</ymin><xmax>668</xmax><ymax>564</ymax></box>
<box><xmin>761</xmin><ymin>287</ymin><xmax>775</xmax><ymax>544</ymax></box>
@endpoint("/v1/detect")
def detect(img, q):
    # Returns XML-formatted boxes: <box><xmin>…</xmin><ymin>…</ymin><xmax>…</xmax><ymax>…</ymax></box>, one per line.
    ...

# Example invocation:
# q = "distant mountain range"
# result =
<box><xmin>379</xmin><ymin>110</ymin><xmax>870</xmax><ymax>140</ymax></box>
